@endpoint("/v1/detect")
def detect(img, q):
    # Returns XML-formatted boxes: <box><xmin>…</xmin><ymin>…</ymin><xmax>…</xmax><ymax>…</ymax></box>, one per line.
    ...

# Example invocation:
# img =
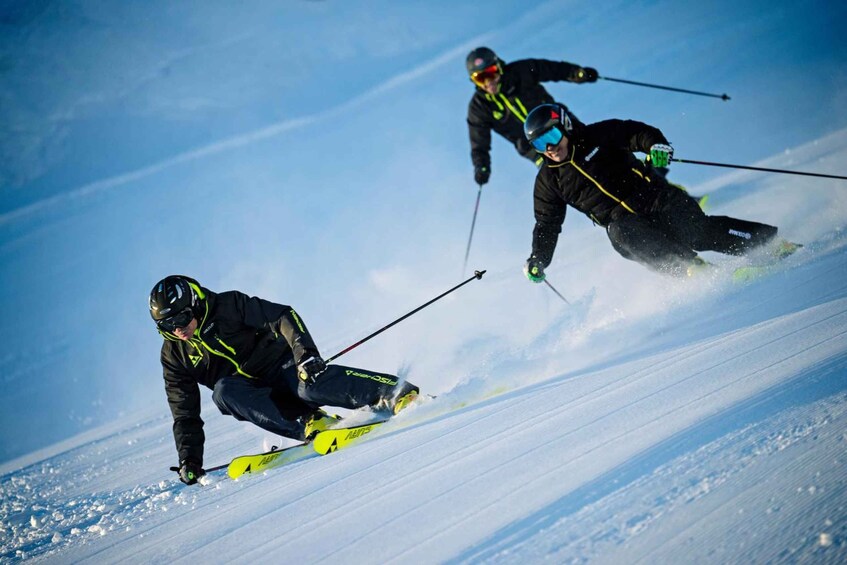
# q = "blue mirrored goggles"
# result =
<box><xmin>530</xmin><ymin>127</ymin><xmax>563</xmax><ymax>152</ymax></box>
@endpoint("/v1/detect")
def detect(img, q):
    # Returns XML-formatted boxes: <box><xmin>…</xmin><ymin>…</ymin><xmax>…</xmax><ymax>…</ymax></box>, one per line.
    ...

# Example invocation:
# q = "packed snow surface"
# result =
<box><xmin>1</xmin><ymin>1</ymin><xmax>846</xmax><ymax>562</ymax></box>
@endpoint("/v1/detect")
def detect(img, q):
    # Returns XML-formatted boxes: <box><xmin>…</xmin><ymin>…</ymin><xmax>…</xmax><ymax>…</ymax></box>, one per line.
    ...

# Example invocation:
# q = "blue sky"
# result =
<box><xmin>1</xmin><ymin>0</ymin><xmax>845</xmax><ymax>462</ymax></box>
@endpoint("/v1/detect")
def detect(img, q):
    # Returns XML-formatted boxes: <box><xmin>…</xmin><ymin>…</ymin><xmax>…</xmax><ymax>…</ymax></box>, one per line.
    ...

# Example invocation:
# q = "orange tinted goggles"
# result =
<box><xmin>470</xmin><ymin>64</ymin><xmax>500</xmax><ymax>86</ymax></box>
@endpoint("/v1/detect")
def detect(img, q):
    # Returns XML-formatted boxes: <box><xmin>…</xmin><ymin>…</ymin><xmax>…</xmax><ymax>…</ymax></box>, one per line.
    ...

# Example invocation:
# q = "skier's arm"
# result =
<box><xmin>467</xmin><ymin>108</ymin><xmax>493</xmax><ymax>171</ymax></box>
<box><xmin>516</xmin><ymin>59</ymin><xmax>594</xmax><ymax>84</ymax></box>
<box><xmin>530</xmin><ymin>174</ymin><xmax>567</xmax><ymax>266</ymax></box>
<box><xmin>162</xmin><ymin>354</ymin><xmax>205</xmax><ymax>466</ymax></box>
<box><xmin>234</xmin><ymin>291</ymin><xmax>320</xmax><ymax>364</ymax></box>
<box><xmin>588</xmin><ymin>119</ymin><xmax>670</xmax><ymax>154</ymax></box>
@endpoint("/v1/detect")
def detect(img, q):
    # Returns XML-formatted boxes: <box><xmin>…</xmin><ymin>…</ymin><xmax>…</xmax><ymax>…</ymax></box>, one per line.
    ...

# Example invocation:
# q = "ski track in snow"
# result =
<box><xmin>2</xmin><ymin>9</ymin><xmax>847</xmax><ymax>558</ymax></box>
<box><xmin>472</xmin><ymin>388</ymin><xmax>847</xmax><ymax>564</ymax></box>
<box><xmin>2</xmin><ymin>244</ymin><xmax>846</xmax><ymax>563</ymax></box>
<box><xmin>3</xmin><ymin>126</ymin><xmax>847</xmax><ymax>560</ymax></box>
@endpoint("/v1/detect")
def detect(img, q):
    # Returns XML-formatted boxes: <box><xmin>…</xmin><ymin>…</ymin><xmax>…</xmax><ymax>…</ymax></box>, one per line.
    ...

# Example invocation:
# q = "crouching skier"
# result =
<box><xmin>149</xmin><ymin>275</ymin><xmax>419</xmax><ymax>485</ymax></box>
<box><xmin>521</xmin><ymin>104</ymin><xmax>798</xmax><ymax>281</ymax></box>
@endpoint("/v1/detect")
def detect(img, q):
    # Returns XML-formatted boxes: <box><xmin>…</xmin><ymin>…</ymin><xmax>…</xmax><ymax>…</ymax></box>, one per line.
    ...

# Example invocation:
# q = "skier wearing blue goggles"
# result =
<box><xmin>524</xmin><ymin>104</ymin><xmax>574</xmax><ymax>155</ymax></box>
<box><xmin>529</xmin><ymin>126</ymin><xmax>564</xmax><ymax>152</ymax></box>
<box><xmin>521</xmin><ymin>103</ymin><xmax>793</xmax><ymax>284</ymax></box>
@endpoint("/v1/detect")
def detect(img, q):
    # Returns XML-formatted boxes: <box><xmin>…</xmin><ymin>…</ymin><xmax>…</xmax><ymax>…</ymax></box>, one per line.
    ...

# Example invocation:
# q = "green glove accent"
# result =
<box><xmin>524</xmin><ymin>260</ymin><xmax>546</xmax><ymax>283</ymax></box>
<box><xmin>474</xmin><ymin>165</ymin><xmax>490</xmax><ymax>185</ymax></box>
<box><xmin>649</xmin><ymin>143</ymin><xmax>673</xmax><ymax>168</ymax></box>
<box><xmin>178</xmin><ymin>460</ymin><xmax>205</xmax><ymax>485</ymax></box>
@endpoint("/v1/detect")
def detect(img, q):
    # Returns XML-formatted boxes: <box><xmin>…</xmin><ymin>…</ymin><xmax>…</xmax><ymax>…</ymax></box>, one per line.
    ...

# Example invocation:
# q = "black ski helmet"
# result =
<box><xmin>465</xmin><ymin>47</ymin><xmax>499</xmax><ymax>76</ymax></box>
<box><xmin>524</xmin><ymin>103</ymin><xmax>576</xmax><ymax>144</ymax></box>
<box><xmin>149</xmin><ymin>275</ymin><xmax>202</xmax><ymax>322</ymax></box>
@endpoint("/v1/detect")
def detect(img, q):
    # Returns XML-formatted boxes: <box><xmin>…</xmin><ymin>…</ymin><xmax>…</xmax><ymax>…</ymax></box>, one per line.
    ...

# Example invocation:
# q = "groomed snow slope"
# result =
<box><xmin>3</xmin><ymin>202</ymin><xmax>846</xmax><ymax>563</ymax></box>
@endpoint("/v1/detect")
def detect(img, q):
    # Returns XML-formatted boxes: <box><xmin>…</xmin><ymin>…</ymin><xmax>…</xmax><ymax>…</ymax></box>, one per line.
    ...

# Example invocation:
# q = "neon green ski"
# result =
<box><xmin>733</xmin><ymin>264</ymin><xmax>774</xmax><ymax>283</ymax></box>
<box><xmin>226</xmin><ymin>444</ymin><xmax>311</xmax><ymax>479</ymax></box>
<box><xmin>733</xmin><ymin>240</ymin><xmax>803</xmax><ymax>284</ymax></box>
<box><xmin>312</xmin><ymin>420</ymin><xmax>388</xmax><ymax>455</ymax></box>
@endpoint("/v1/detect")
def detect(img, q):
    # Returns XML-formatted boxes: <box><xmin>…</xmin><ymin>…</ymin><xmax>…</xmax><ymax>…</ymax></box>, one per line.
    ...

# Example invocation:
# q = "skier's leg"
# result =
<box><xmin>212</xmin><ymin>375</ymin><xmax>305</xmax><ymax>440</ymax></box>
<box><xmin>262</xmin><ymin>367</ymin><xmax>321</xmax><ymax>420</ymax></box>
<box><xmin>607</xmin><ymin>214</ymin><xmax>697</xmax><ymax>273</ymax></box>
<box><xmin>658</xmin><ymin>188</ymin><xmax>778</xmax><ymax>255</ymax></box>
<box><xmin>270</xmin><ymin>387</ymin><xmax>319</xmax><ymax>420</ymax></box>
<box><xmin>284</xmin><ymin>364</ymin><xmax>418</xmax><ymax>412</ymax></box>
<box><xmin>689</xmin><ymin>216</ymin><xmax>778</xmax><ymax>254</ymax></box>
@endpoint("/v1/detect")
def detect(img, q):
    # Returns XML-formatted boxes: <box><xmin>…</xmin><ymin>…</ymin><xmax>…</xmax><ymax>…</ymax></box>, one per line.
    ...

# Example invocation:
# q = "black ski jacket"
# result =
<box><xmin>467</xmin><ymin>58</ymin><xmax>587</xmax><ymax>169</ymax></box>
<box><xmin>530</xmin><ymin>119</ymin><xmax>672</xmax><ymax>266</ymax></box>
<box><xmin>159</xmin><ymin>286</ymin><xmax>318</xmax><ymax>466</ymax></box>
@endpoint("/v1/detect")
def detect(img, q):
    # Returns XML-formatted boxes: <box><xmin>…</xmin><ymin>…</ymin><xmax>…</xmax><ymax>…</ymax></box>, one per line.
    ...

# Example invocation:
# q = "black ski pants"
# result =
<box><xmin>606</xmin><ymin>187</ymin><xmax>778</xmax><ymax>275</ymax></box>
<box><xmin>212</xmin><ymin>363</ymin><xmax>405</xmax><ymax>440</ymax></box>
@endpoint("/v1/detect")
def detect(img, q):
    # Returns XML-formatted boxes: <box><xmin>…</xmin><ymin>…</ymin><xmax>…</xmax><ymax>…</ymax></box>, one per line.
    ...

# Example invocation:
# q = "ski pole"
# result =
<box><xmin>326</xmin><ymin>270</ymin><xmax>487</xmax><ymax>364</ymax></box>
<box><xmin>600</xmin><ymin>76</ymin><xmax>730</xmax><ymax>101</ymax></box>
<box><xmin>169</xmin><ymin>462</ymin><xmax>229</xmax><ymax>475</ymax></box>
<box><xmin>544</xmin><ymin>279</ymin><xmax>570</xmax><ymax>305</ymax></box>
<box><xmin>463</xmin><ymin>184</ymin><xmax>484</xmax><ymax>275</ymax></box>
<box><xmin>672</xmin><ymin>157</ymin><xmax>847</xmax><ymax>180</ymax></box>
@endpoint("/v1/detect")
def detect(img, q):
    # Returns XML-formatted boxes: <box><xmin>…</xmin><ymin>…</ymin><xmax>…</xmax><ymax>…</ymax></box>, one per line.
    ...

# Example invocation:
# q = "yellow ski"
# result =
<box><xmin>226</xmin><ymin>444</ymin><xmax>311</xmax><ymax>479</ymax></box>
<box><xmin>312</xmin><ymin>420</ymin><xmax>388</xmax><ymax>455</ymax></box>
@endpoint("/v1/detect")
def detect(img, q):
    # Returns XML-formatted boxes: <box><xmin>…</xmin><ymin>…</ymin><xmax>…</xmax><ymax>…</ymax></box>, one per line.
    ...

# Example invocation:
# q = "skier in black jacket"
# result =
<box><xmin>465</xmin><ymin>46</ymin><xmax>597</xmax><ymax>186</ymax></box>
<box><xmin>521</xmin><ymin>104</ymin><xmax>796</xmax><ymax>280</ymax></box>
<box><xmin>149</xmin><ymin>275</ymin><xmax>419</xmax><ymax>485</ymax></box>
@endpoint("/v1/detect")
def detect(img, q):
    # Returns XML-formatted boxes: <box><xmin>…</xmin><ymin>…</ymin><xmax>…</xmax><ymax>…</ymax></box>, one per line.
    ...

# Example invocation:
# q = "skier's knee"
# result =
<box><xmin>212</xmin><ymin>379</ymin><xmax>238</xmax><ymax>415</ymax></box>
<box><xmin>606</xmin><ymin>222</ymin><xmax>623</xmax><ymax>243</ymax></box>
<box><xmin>606</xmin><ymin>222</ymin><xmax>634</xmax><ymax>258</ymax></box>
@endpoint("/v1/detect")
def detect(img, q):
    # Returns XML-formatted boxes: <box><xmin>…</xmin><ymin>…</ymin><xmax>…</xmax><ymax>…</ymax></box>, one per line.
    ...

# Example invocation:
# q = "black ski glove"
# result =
<box><xmin>474</xmin><ymin>165</ymin><xmax>490</xmax><ymax>186</ymax></box>
<box><xmin>575</xmin><ymin>67</ymin><xmax>598</xmax><ymax>83</ymax></box>
<box><xmin>179</xmin><ymin>460</ymin><xmax>205</xmax><ymax>485</ymax></box>
<box><xmin>298</xmin><ymin>353</ymin><xmax>327</xmax><ymax>386</ymax></box>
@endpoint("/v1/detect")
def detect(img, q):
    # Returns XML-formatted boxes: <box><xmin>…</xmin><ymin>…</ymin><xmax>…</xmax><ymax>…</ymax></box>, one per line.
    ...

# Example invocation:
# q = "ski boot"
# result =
<box><xmin>773</xmin><ymin>239</ymin><xmax>802</xmax><ymax>259</ymax></box>
<box><xmin>375</xmin><ymin>382</ymin><xmax>420</xmax><ymax>416</ymax></box>
<box><xmin>392</xmin><ymin>385</ymin><xmax>420</xmax><ymax>415</ymax></box>
<box><xmin>302</xmin><ymin>409</ymin><xmax>341</xmax><ymax>441</ymax></box>
<box><xmin>686</xmin><ymin>256</ymin><xmax>714</xmax><ymax>278</ymax></box>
